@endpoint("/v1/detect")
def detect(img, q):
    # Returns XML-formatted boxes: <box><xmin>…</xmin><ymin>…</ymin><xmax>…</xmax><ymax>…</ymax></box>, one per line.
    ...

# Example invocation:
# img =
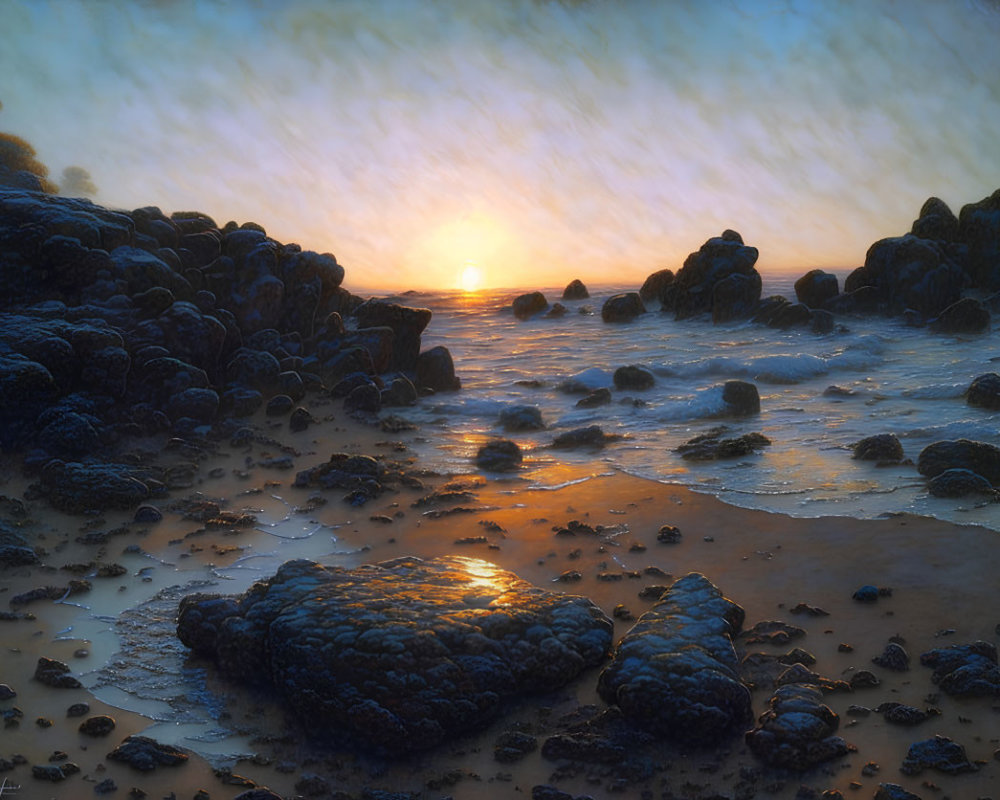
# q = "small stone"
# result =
<box><xmin>34</xmin><ymin>657</ymin><xmax>82</xmax><ymax>688</ymax></box>
<box><xmin>872</xmin><ymin>642</ymin><xmax>910</xmax><ymax>671</ymax></box>
<box><xmin>133</xmin><ymin>505</ymin><xmax>163</xmax><ymax>523</ymax></box>
<box><xmin>66</xmin><ymin>702</ymin><xmax>90</xmax><ymax>717</ymax></box>
<box><xmin>79</xmin><ymin>714</ymin><xmax>116</xmax><ymax>736</ymax></box>
<box><xmin>657</xmin><ymin>525</ymin><xmax>681</xmax><ymax>543</ymax></box>
<box><xmin>0</xmin><ymin>684</ymin><xmax>15</xmax><ymax>700</ymax></box>
<box><xmin>95</xmin><ymin>778</ymin><xmax>119</xmax><ymax>795</ymax></box>
<box><xmin>849</xmin><ymin>670</ymin><xmax>880</xmax><ymax>689</ymax></box>
<box><xmin>852</xmin><ymin>585</ymin><xmax>879</xmax><ymax>603</ymax></box>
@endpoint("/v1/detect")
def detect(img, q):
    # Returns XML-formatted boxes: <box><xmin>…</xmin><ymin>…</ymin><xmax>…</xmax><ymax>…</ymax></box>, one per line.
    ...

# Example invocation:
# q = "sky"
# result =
<box><xmin>2</xmin><ymin>0</ymin><xmax>1000</xmax><ymax>291</ymax></box>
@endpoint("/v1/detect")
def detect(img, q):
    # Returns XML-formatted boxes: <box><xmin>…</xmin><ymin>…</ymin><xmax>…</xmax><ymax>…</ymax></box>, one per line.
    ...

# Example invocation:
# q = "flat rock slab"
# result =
<box><xmin>596</xmin><ymin>572</ymin><xmax>752</xmax><ymax>743</ymax></box>
<box><xmin>177</xmin><ymin>556</ymin><xmax>612</xmax><ymax>754</ymax></box>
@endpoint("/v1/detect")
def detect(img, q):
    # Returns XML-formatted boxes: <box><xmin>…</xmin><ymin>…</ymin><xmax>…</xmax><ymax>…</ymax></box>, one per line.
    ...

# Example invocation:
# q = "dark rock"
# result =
<box><xmin>177</xmin><ymin>556</ymin><xmax>612</xmax><ymax>754</ymax></box>
<box><xmin>967</xmin><ymin>372</ymin><xmax>1000</xmax><ymax>410</ymax></box>
<box><xmin>531</xmin><ymin>786</ymin><xmax>573</xmax><ymax>800</ymax></box>
<box><xmin>958</xmin><ymin>188</ymin><xmax>1000</xmax><ymax>291</ymax></box>
<box><xmin>874</xmin><ymin>784</ymin><xmax>923</xmax><ymax>800</ymax></box>
<box><xmin>927</xmin><ymin>468</ymin><xmax>998</xmax><ymax>498</ymax></box>
<box><xmin>767</xmin><ymin>301</ymin><xmax>813</xmax><ymax>330</ymax></box>
<box><xmin>872</xmin><ymin>643</ymin><xmax>909</xmax><ymax>671</ymax></box>
<box><xmin>811</xmin><ymin>308</ymin><xmax>835</xmax><ymax>333</ymax></box>
<box><xmin>849</xmin><ymin>670</ymin><xmax>880</xmax><ymax>689</ymax></box>
<box><xmin>476</xmin><ymin>439</ymin><xmax>523</xmax><ymax>471</ymax></box>
<box><xmin>0</xmin><ymin>524</ymin><xmax>39</xmax><ymax>566</ymax></box>
<box><xmin>575</xmin><ymin>387</ymin><xmax>611</xmax><ymax>408</ymax></box>
<box><xmin>32</xmin><ymin>764</ymin><xmax>69</xmax><ymax>781</ymax></box>
<box><xmin>677</xmin><ymin>428</ymin><xmax>770</xmax><ymax>460</ymax></box>
<box><xmin>330</xmin><ymin>371</ymin><xmax>376</xmax><ymax>398</ymax></box>
<box><xmin>912</xmin><ymin>196</ymin><xmax>960</xmax><ymax>242</ymax></box>
<box><xmin>232</xmin><ymin>791</ymin><xmax>285</xmax><ymax>800</ymax></box>
<box><xmin>381</xmin><ymin>375</ymin><xmax>418</xmax><ymax>407</ymax></box>
<box><xmin>494</xmin><ymin>730</ymin><xmax>538</xmax><ymax>763</ymax></box>
<box><xmin>106</xmin><ymin>735</ymin><xmax>190</xmax><ymax>771</ymax></box>
<box><xmin>613</xmin><ymin>365</ymin><xmax>654</xmax><ymax>390</ymax></box>
<box><xmin>165</xmin><ymin>387</ymin><xmax>219</xmax><ymax>423</ymax></box>
<box><xmin>295</xmin><ymin>772</ymin><xmax>331</xmax><ymax>796</ymax></box>
<box><xmin>0</xmin><ymin>684</ymin><xmax>14</xmax><ymax>700</ymax></box>
<box><xmin>601</xmin><ymin>292</ymin><xmax>646</xmax><ymax>322</ymax></box>
<box><xmin>551</xmin><ymin>425</ymin><xmax>609</xmax><ymax>449</ymax></box>
<box><xmin>852</xmin><ymin>434</ymin><xmax>903</xmax><ymax>463</ymax></box>
<box><xmin>919</xmin><ymin>640</ymin><xmax>1000</xmax><ymax>696</ymax></box>
<box><xmin>917</xmin><ymin>438</ymin><xmax>1000</xmax><ymax>485</ymax></box>
<box><xmin>545</xmin><ymin>302</ymin><xmax>567</xmax><ymax>318</ymax></box>
<box><xmin>293</xmin><ymin>454</ymin><xmax>382</xmax><ymax>500</ymax></box>
<box><xmin>794</xmin><ymin>269</ymin><xmax>839</xmax><ymax>309</ymax></box>
<box><xmin>499</xmin><ymin>405</ymin><xmax>544</xmax><ymax>431</ymax></box>
<box><xmin>663</xmin><ymin>232</ymin><xmax>760</xmax><ymax>320</ymax></box>
<box><xmin>875</xmin><ymin>702</ymin><xmax>932</xmax><ymax>726</ymax></box>
<box><xmin>288</xmin><ymin>407</ymin><xmax>316</xmax><ymax>432</ymax></box>
<box><xmin>561</xmin><ymin>279</ymin><xmax>589</xmax><ymax>300</ymax></box>
<box><xmin>265</xmin><ymin>394</ymin><xmax>295</xmax><ymax>416</ymax></box>
<box><xmin>929</xmin><ymin>297</ymin><xmax>990</xmax><ymax>334</ymax></box>
<box><xmin>225</xmin><ymin>348</ymin><xmax>282</xmax><ymax>394</ymax></box>
<box><xmin>597</xmin><ymin>573</ymin><xmax>751</xmax><ymax>743</ymax></box>
<box><xmin>79</xmin><ymin>714</ymin><xmax>116</xmax><ymax>736</ymax></box>
<box><xmin>861</xmin><ymin>234</ymin><xmax>966</xmax><ymax>316</ymax></box>
<box><xmin>640</xmin><ymin>268</ymin><xmax>675</xmax><ymax>303</ymax></box>
<box><xmin>900</xmin><ymin>735</ymin><xmax>977</xmax><ymax>775</ymax></box>
<box><xmin>0</xmin><ymin>355</ymin><xmax>58</xmax><ymax>447</ymax></box>
<box><xmin>713</xmin><ymin>271</ymin><xmax>763</xmax><ymax>323</ymax></box>
<box><xmin>512</xmin><ymin>291</ymin><xmax>549</xmax><ymax>320</ymax></box>
<box><xmin>746</xmin><ymin>682</ymin><xmax>850</xmax><ymax>770</ymax></box>
<box><xmin>37</xmin><ymin>460</ymin><xmax>150</xmax><ymax>512</ymax></box>
<box><xmin>852</xmin><ymin>585</ymin><xmax>879</xmax><ymax>603</ymax></box>
<box><xmin>656</xmin><ymin>525</ymin><xmax>681</xmax><ymax>544</ymax></box>
<box><xmin>66</xmin><ymin>702</ymin><xmax>90</xmax><ymax>717</ymax></box>
<box><xmin>34</xmin><ymin>657</ymin><xmax>82</xmax><ymax>688</ymax></box>
<box><xmin>221</xmin><ymin>387</ymin><xmax>263</xmax><ymax>417</ymax></box>
<box><xmin>344</xmin><ymin>383</ymin><xmax>381</xmax><ymax>414</ymax></box>
<box><xmin>415</xmin><ymin>345</ymin><xmax>461</xmax><ymax>391</ymax></box>
<box><xmin>721</xmin><ymin>380</ymin><xmax>760</xmax><ymax>416</ymax></box>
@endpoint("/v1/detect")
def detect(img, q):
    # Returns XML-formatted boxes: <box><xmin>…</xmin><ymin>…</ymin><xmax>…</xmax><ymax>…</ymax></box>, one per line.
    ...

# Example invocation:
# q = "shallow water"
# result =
<box><xmin>387</xmin><ymin>274</ymin><xmax>1000</xmax><ymax>530</ymax></box>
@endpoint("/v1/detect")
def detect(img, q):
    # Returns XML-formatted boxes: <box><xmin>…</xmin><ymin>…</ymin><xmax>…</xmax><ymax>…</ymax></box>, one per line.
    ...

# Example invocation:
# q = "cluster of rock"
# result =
<box><xmin>0</xmin><ymin>189</ymin><xmax>458</xmax><ymax>511</ymax></box>
<box><xmin>177</xmin><ymin>556</ymin><xmax>613</xmax><ymax>754</ymax></box>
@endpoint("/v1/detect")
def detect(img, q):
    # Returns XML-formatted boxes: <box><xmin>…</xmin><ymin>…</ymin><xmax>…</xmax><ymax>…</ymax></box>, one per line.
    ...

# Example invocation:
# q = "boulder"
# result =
<box><xmin>919</xmin><ymin>641</ymin><xmax>1000</xmax><ymax>696</ymax></box>
<box><xmin>37</xmin><ymin>460</ymin><xmax>151</xmax><ymax>513</ymax></box>
<box><xmin>601</xmin><ymin>292</ymin><xmax>646</xmax><ymax>323</ymax></box>
<box><xmin>766</xmin><ymin>301</ymin><xmax>813</xmax><ymax>330</ymax></box>
<box><xmin>967</xmin><ymin>372</ymin><xmax>1000</xmax><ymax>410</ymax></box>
<box><xmin>177</xmin><ymin>556</ymin><xmax>612</xmax><ymax>754</ymax></box>
<box><xmin>597</xmin><ymin>573</ymin><xmax>752</xmax><ymax>743</ymax></box>
<box><xmin>929</xmin><ymin>297</ymin><xmax>990</xmax><ymax>334</ymax></box>
<box><xmin>712</xmin><ymin>272</ymin><xmax>763</xmax><ymax>323</ymax></box>
<box><xmin>746</xmin><ymin>683</ymin><xmax>850</xmax><ymax>770</ymax></box>
<box><xmin>794</xmin><ymin>269</ymin><xmax>839</xmax><ymax>309</ymax></box>
<box><xmin>612</xmin><ymin>365</ymin><xmax>654</xmax><ymax>390</ymax></box>
<box><xmin>225</xmin><ymin>348</ymin><xmax>282</xmax><ymax>394</ymax></box>
<box><xmin>958</xmin><ymin>188</ymin><xmax>1000</xmax><ymax>291</ymax></box>
<box><xmin>34</xmin><ymin>657</ymin><xmax>82</xmax><ymax>689</ymax></box>
<box><xmin>343</xmin><ymin>382</ymin><xmax>382</xmax><ymax>414</ymax></box>
<box><xmin>900</xmin><ymin>735</ymin><xmax>977</xmax><ymax>776</ymax></box>
<box><xmin>499</xmin><ymin>405</ymin><xmax>544</xmax><ymax>431</ymax></box>
<box><xmin>721</xmin><ymin>380</ymin><xmax>760</xmax><ymax>416</ymax></box>
<box><xmin>381</xmin><ymin>375</ymin><xmax>418</xmax><ymax>407</ymax></box>
<box><xmin>551</xmin><ymin>425</ymin><xmax>610</xmax><ymax>449</ymax></box>
<box><xmin>415</xmin><ymin>346</ymin><xmax>461</xmax><ymax>392</ymax></box>
<box><xmin>639</xmin><ymin>268</ymin><xmax>674</xmax><ymax>303</ymax></box>
<box><xmin>575</xmin><ymin>387</ymin><xmax>611</xmax><ymax>408</ymax></box>
<box><xmin>106</xmin><ymin>735</ymin><xmax>190</xmax><ymax>771</ymax></box>
<box><xmin>874</xmin><ymin>784</ymin><xmax>923</xmax><ymax>800</ymax></box>
<box><xmin>677</xmin><ymin>429</ymin><xmax>771</xmax><ymax>460</ymax></box>
<box><xmin>917</xmin><ymin>439</ymin><xmax>1000</xmax><ymax>485</ymax></box>
<box><xmin>476</xmin><ymin>439</ymin><xmax>523</xmax><ymax>471</ymax></box>
<box><xmin>662</xmin><ymin>231</ymin><xmax>760</xmax><ymax>321</ymax></box>
<box><xmin>512</xmin><ymin>291</ymin><xmax>548</xmax><ymax>320</ymax></box>
<box><xmin>852</xmin><ymin>433</ymin><xmax>904</xmax><ymax>463</ymax></box>
<box><xmin>927</xmin><ymin>468</ymin><xmax>998</xmax><ymax>498</ymax></box>
<box><xmin>861</xmin><ymin>235</ymin><xmax>966</xmax><ymax>316</ymax></box>
<box><xmin>911</xmin><ymin>196</ymin><xmax>959</xmax><ymax>242</ymax></box>
<box><xmin>561</xmin><ymin>279</ymin><xmax>589</xmax><ymax>300</ymax></box>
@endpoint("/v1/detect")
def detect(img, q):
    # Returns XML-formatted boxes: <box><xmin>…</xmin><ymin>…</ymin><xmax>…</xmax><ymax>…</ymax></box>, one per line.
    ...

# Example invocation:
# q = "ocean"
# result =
<box><xmin>378</xmin><ymin>272</ymin><xmax>1000</xmax><ymax>531</ymax></box>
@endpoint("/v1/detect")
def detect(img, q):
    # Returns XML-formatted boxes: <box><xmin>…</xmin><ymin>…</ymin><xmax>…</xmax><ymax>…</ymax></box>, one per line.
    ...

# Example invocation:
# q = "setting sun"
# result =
<box><xmin>459</xmin><ymin>263</ymin><xmax>483</xmax><ymax>292</ymax></box>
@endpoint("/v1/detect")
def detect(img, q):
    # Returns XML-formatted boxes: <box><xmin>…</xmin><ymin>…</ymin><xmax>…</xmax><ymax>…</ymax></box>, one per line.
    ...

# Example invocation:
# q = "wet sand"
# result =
<box><xmin>1</xmin><ymin>407</ymin><xmax>999</xmax><ymax>799</ymax></box>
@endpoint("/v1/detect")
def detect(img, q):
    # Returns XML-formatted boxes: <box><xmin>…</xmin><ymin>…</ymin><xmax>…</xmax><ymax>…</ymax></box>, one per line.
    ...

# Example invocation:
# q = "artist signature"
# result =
<box><xmin>0</xmin><ymin>778</ymin><xmax>20</xmax><ymax>797</ymax></box>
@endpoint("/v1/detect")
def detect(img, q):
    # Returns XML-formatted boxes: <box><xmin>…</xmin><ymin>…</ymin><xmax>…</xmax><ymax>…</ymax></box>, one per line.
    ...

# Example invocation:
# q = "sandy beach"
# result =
<box><xmin>2</xmin><ymin>405</ymin><xmax>998</xmax><ymax>800</ymax></box>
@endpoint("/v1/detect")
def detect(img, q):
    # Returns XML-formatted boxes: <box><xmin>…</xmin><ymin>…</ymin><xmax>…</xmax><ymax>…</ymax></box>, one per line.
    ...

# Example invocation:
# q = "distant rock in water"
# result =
<box><xmin>499</xmin><ymin>404</ymin><xmax>545</xmax><ymax>431</ymax></box>
<box><xmin>929</xmin><ymin>297</ymin><xmax>991</xmax><ymax>334</ymax></box>
<box><xmin>601</xmin><ymin>292</ymin><xmax>646</xmax><ymax>322</ymax></box>
<box><xmin>612</xmin><ymin>365</ymin><xmax>654</xmax><ymax>390</ymax></box>
<box><xmin>720</xmin><ymin>380</ymin><xmax>760</xmax><ymax>417</ymax></box>
<box><xmin>852</xmin><ymin>433</ymin><xmax>904</xmax><ymax>463</ymax></box>
<box><xmin>512</xmin><ymin>291</ymin><xmax>548</xmax><ymax>320</ymax></box>
<box><xmin>927</xmin><ymin>468</ymin><xmax>998</xmax><ymax>498</ymax></box>
<box><xmin>677</xmin><ymin>428</ymin><xmax>771</xmax><ymax>461</ymax></box>
<box><xmin>476</xmin><ymin>439</ymin><xmax>523</xmax><ymax>471</ymax></box>
<box><xmin>561</xmin><ymin>279</ymin><xmax>589</xmax><ymax>300</ymax></box>
<box><xmin>639</xmin><ymin>268</ymin><xmax>674</xmax><ymax>303</ymax></box>
<box><xmin>967</xmin><ymin>373</ymin><xmax>1000</xmax><ymax>410</ymax></box>
<box><xmin>176</xmin><ymin>556</ymin><xmax>613</xmax><ymax>754</ymax></box>
<box><xmin>917</xmin><ymin>439</ymin><xmax>1000</xmax><ymax>486</ymax></box>
<box><xmin>597</xmin><ymin>573</ymin><xmax>752</xmax><ymax>744</ymax></box>
<box><xmin>794</xmin><ymin>269</ymin><xmax>839</xmax><ymax>309</ymax></box>
<box><xmin>661</xmin><ymin>230</ymin><xmax>760</xmax><ymax>322</ymax></box>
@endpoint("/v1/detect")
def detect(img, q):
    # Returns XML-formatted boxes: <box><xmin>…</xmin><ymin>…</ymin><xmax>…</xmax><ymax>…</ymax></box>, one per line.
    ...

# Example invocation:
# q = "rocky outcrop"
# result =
<box><xmin>600</xmin><ymin>292</ymin><xmax>646</xmax><ymax>323</ymax></box>
<box><xmin>958</xmin><ymin>188</ymin><xmax>1000</xmax><ymax>291</ymax></box>
<box><xmin>661</xmin><ymin>231</ymin><xmax>760</xmax><ymax>321</ymax></box>
<box><xmin>177</xmin><ymin>556</ymin><xmax>612</xmax><ymax>754</ymax></box>
<box><xmin>920</xmin><ymin>641</ymin><xmax>1000</xmax><ymax>696</ymax></box>
<box><xmin>596</xmin><ymin>573</ymin><xmax>752</xmax><ymax>743</ymax></box>
<box><xmin>639</xmin><ymin>268</ymin><xmax>674</xmax><ymax>303</ymax></box>
<box><xmin>476</xmin><ymin>439</ymin><xmax>523</xmax><ymax>471</ymax></box>
<box><xmin>917</xmin><ymin>439</ymin><xmax>1000</xmax><ymax>486</ymax></box>
<box><xmin>746</xmin><ymin>682</ymin><xmax>850</xmax><ymax>770</ymax></box>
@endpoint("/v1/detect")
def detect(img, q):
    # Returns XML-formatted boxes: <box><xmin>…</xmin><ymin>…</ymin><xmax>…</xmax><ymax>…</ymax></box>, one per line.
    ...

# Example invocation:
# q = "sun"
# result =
<box><xmin>459</xmin><ymin>263</ymin><xmax>483</xmax><ymax>293</ymax></box>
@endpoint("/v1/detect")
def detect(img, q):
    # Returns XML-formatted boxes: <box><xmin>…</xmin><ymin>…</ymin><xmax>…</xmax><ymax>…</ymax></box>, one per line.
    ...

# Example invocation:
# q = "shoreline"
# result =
<box><xmin>2</xmin><ymin>407</ymin><xmax>999</xmax><ymax>799</ymax></box>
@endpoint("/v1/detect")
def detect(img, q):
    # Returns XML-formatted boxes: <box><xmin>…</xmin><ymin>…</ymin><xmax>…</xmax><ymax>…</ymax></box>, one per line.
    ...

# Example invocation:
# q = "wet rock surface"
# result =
<box><xmin>106</xmin><ymin>734</ymin><xmax>190</xmax><ymax>771</ymax></box>
<box><xmin>900</xmin><ymin>735</ymin><xmax>977</xmax><ymax>776</ymax></box>
<box><xmin>746</xmin><ymin>683</ymin><xmax>851</xmax><ymax>770</ymax></box>
<box><xmin>919</xmin><ymin>640</ymin><xmax>1000</xmax><ymax>696</ymax></box>
<box><xmin>177</xmin><ymin>556</ymin><xmax>613</xmax><ymax>754</ymax></box>
<box><xmin>596</xmin><ymin>572</ymin><xmax>752</xmax><ymax>743</ymax></box>
<box><xmin>677</xmin><ymin>427</ymin><xmax>771</xmax><ymax>460</ymax></box>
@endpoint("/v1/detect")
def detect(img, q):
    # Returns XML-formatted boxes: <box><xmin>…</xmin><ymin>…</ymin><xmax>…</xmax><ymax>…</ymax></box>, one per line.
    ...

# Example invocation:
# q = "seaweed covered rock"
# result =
<box><xmin>746</xmin><ymin>683</ymin><xmax>850</xmax><ymax>770</ymax></box>
<box><xmin>596</xmin><ymin>573</ymin><xmax>752</xmax><ymax>743</ymax></box>
<box><xmin>177</xmin><ymin>556</ymin><xmax>612</xmax><ymax>754</ymax></box>
<box><xmin>661</xmin><ymin>231</ymin><xmax>760</xmax><ymax>321</ymax></box>
<box><xmin>919</xmin><ymin>641</ymin><xmax>1000</xmax><ymax>696</ymax></box>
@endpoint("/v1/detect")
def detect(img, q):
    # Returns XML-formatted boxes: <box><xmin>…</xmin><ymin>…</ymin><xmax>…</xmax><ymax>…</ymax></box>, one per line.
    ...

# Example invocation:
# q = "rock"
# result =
<box><xmin>900</xmin><ymin>735</ymin><xmax>977</xmax><ymax>775</ymax></box>
<box><xmin>499</xmin><ymin>405</ymin><xmax>544</xmax><ymax>431</ymax></box>
<box><xmin>494</xmin><ymin>730</ymin><xmax>538</xmax><ymax>763</ymax></box>
<box><xmin>597</xmin><ymin>573</ymin><xmax>752</xmax><ymax>743</ymax></box>
<box><xmin>662</xmin><ymin>232</ymin><xmax>760</xmax><ymax>320</ymax></box>
<box><xmin>852</xmin><ymin>434</ymin><xmax>904</xmax><ymax>463</ymax></box>
<box><xmin>927</xmin><ymin>468</ymin><xmax>998</xmax><ymax>498</ymax></box>
<box><xmin>177</xmin><ymin>556</ymin><xmax>612</xmax><ymax>754</ymax></box>
<box><xmin>917</xmin><ymin>438</ymin><xmax>1000</xmax><ymax>485</ymax></box>
<box><xmin>106</xmin><ymin>735</ymin><xmax>190</xmax><ymax>771</ymax></box>
<box><xmin>476</xmin><ymin>439</ymin><xmax>523</xmax><ymax>471</ymax></box>
<box><xmin>381</xmin><ymin>375</ymin><xmax>418</xmax><ymax>407</ymax></box>
<box><xmin>288</xmin><ymin>406</ymin><xmax>316</xmax><ymax>432</ymax></box>
<box><xmin>794</xmin><ymin>269</ymin><xmax>839</xmax><ymax>309</ymax></box>
<box><xmin>601</xmin><ymin>292</ymin><xmax>646</xmax><ymax>322</ymax></box>
<box><xmin>0</xmin><ymin>355</ymin><xmax>58</xmax><ymax>447</ymax></box>
<box><xmin>79</xmin><ymin>715</ymin><xmax>116</xmax><ymax>736</ymax></box>
<box><xmin>766</xmin><ymin>301</ymin><xmax>813</xmax><ymax>330</ymax></box>
<box><xmin>545</xmin><ymin>302</ymin><xmax>567</xmax><ymax>318</ymax></box>
<box><xmin>232</xmin><ymin>791</ymin><xmax>285</xmax><ymax>800</ymax></box>
<box><xmin>967</xmin><ymin>373</ymin><xmax>1000</xmax><ymax>410</ymax></box>
<box><xmin>852</xmin><ymin>585</ymin><xmax>879</xmax><ymax>603</ymax></box>
<box><xmin>165</xmin><ymin>387</ymin><xmax>219</xmax><ymax>423</ymax></box>
<box><xmin>0</xmin><ymin>524</ymin><xmax>39</xmax><ymax>566</ymax></box>
<box><xmin>265</xmin><ymin>394</ymin><xmax>295</xmax><ymax>416</ymax></box>
<box><xmin>551</xmin><ymin>425</ymin><xmax>609</xmax><ymax>449</ymax></box>
<box><xmin>849</xmin><ymin>670</ymin><xmax>880</xmax><ymax>690</ymax></box>
<box><xmin>874</xmin><ymin>784</ymin><xmax>923</xmax><ymax>800</ymax></box>
<box><xmin>561</xmin><ymin>279</ymin><xmax>589</xmax><ymax>300</ymax></box>
<box><xmin>415</xmin><ymin>345</ymin><xmax>461</xmax><ymax>391</ymax></box>
<box><xmin>872</xmin><ymin>643</ymin><xmax>910</xmax><ymax>671</ymax></box>
<box><xmin>640</xmin><ymin>268</ymin><xmax>674</xmax><ymax>303</ymax></box>
<box><xmin>531</xmin><ymin>786</ymin><xmax>574</xmax><ymax>800</ymax></box>
<box><xmin>37</xmin><ymin>460</ymin><xmax>150</xmax><ymax>513</ymax></box>
<box><xmin>343</xmin><ymin>383</ymin><xmax>381</xmax><ymax>414</ymax></box>
<box><xmin>875</xmin><ymin>702</ymin><xmax>932</xmax><ymax>726</ymax></box>
<box><xmin>958</xmin><ymin>188</ymin><xmax>1000</xmax><ymax>291</ymax></box>
<box><xmin>919</xmin><ymin>641</ymin><xmax>1000</xmax><ymax>696</ymax></box>
<box><xmin>860</xmin><ymin>234</ymin><xmax>966</xmax><ymax>316</ymax></box>
<box><xmin>293</xmin><ymin>454</ymin><xmax>382</xmax><ymax>502</ymax></box>
<box><xmin>0</xmin><ymin>684</ymin><xmax>15</xmax><ymax>700</ymax></box>
<box><xmin>677</xmin><ymin>428</ymin><xmax>771</xmax><ymax>460</ymax></box>
<box><xmin>721</xmin><ymin>380</ymin><xmax>760</xmax><ymax>416</ymax></box>
<box><xmin>34</xmin><ymin>657</ymin><xmax>82</xmax><ymax>688</ymax></box>
<box><xmin>221</xmin><ymin>387</ymin><xmax>263</xmax><ymax>417</ymax></box>
<box><xmin>713</xmin><ymin>272</ymin><xmax>763</xmax><ymax>323</ymax></box>
<box><xmin>911</xmin><ymin>196</ymin><xmax>960</xmax><ymax>242</ymax></box>
<box><xmin>512</xmin><ymin>291</ymin><xmax>549</xmax><ymax>320</ymax></box>
<box><xmin>811</xmin><ymin>308</ymin><xmax>835</xmax><ymax>334</ymax></box>
<box><xmin>929</xmin><ymin>297</ymin><xmax>990</xmax><ymax>334</ymax></box>
<box><xmin>575</xmin><ymin>387</ymin><xmax>611</xmax><ymax>408</ymax></box>
<box><xmin>66</xmin><ymin>702</ymin><xmax>90</xmax><ymax>717</ymax></box>
<box><xmin>746</xmin><ymin>683</ymin><xmax>850</xmax><ymax>770</ymax></box>
<box><xmin>612</xmin><ymin>365</ymin><xmax>654</xmax><ymax>390</ymax></box>
<box><xmin>225</xmin><ymin>348</ymin><xmax>282</xmax><ymax>394</ymax></box>
<box><xmin>656</xmin><ymin>525</ymin><xmax>681</xmax><ymax>544</ymax></box>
